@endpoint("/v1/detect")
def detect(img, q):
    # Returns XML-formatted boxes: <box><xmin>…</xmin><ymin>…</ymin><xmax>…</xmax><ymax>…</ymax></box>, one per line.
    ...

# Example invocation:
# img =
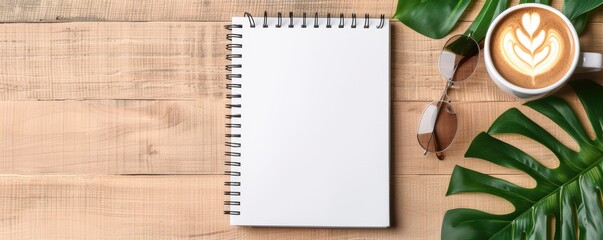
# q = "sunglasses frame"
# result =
<box><xmin>417</xmin><ymin>100</ymin><xmax>458</xmax><ymax>160</ymax></box>
<box><xmin>417</xmin><ymin>34</ymin><xmax>480</xmax><ymax>160</ymax></box>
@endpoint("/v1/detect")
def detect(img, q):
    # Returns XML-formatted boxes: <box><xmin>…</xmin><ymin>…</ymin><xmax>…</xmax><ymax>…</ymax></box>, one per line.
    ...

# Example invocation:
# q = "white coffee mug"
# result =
<box><xmin>484</xmin><ymin>3</ymin><xmax>603</xmax><ymax>100</ymax></box>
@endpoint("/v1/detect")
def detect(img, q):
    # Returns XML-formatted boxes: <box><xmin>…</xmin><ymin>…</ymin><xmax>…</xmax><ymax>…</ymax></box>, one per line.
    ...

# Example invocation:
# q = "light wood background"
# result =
<box><xmin>1</xmin><ymin>0</ymin><xmax>602</xmax><ymax>239</ymax></box>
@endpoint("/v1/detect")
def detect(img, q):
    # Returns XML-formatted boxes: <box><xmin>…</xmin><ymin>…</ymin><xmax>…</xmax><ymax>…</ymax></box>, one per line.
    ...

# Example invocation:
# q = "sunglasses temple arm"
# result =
<box><xmin>424</xmin><ymin>130</ymin><xmax>445</xmax><ymax>160</ymax></box>
<box><xmin>423</xmin><ymin>106</ymin><xmax>445</xmax><ymax>160</ymax></box>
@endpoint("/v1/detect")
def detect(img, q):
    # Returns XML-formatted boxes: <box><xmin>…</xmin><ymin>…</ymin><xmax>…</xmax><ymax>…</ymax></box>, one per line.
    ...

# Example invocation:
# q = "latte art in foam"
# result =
<box><xmin>490</xmin><ymin>7</ymin><xmax>575</xmax><ymax>89</ymax></box>
<box><xmin>500</xmin><ymin>12</ymin><xmax>562</xmax><ymax>82</ymax></box>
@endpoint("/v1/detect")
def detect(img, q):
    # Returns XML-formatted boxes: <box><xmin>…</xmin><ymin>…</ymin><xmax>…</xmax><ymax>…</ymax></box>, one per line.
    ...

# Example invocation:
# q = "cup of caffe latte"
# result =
<box><xmin>485</xmin><ymin>3</ymin><xmax>603</xmax><ymax>99</ymax></box>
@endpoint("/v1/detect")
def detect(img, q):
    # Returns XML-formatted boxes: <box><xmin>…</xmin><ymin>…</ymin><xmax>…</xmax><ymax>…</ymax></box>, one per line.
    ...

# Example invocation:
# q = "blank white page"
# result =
<box><xmin>227</xmin><ymin>16</ymin><xmax>390</xmax><ymax>227</ymax></box>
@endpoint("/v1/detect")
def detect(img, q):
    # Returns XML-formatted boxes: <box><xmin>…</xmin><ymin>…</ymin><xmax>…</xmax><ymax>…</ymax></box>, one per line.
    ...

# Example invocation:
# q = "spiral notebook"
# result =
<box><xmin>224</xmin><ymin>12</ymin><xmax>390</xmax><ymax>227</ymax></box>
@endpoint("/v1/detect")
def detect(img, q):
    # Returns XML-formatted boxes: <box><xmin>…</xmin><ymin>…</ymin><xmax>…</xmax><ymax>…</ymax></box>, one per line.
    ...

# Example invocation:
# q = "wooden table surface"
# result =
<box><xmin>2</xmin><ymin>0</ymin><xmax>603</xmax><ymax>239</ymax></box>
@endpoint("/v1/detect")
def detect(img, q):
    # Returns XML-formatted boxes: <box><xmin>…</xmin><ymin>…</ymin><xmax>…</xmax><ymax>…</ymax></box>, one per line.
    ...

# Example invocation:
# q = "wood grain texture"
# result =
<box><xmin>0</xmin><ymin>22</ymin><xmax>225</xmax><ymax>100</ymax></box>
<box><xmin>1</xmin><ymin>0</ymin><xmax>601</xmax><ymax>23</ymax></box>
<box><xmin>0</xmin><ymin>100</ymin><xmax>226</xmax><ymax>174</ymax></box>
<box><xmin>0</xmin><ymin>175</ymin><xmax>529</xmax><ymax>239</ymax></box>
<box><xmin>0</xmin><ymin>0</ymin><xmax>395</xmax><ymax>22</ymax></box>
<box><xmin>2</xmin><ymin>21</ymin><xmax>603</xmax><ymax>101</ymax></box>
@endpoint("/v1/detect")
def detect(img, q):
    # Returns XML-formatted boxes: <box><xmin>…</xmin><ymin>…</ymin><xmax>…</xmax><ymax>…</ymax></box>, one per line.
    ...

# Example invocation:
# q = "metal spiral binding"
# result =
<box><xmin>224</xmin><ymin>12</ymin><xmax>251</xmax><ymax>216</ymax></box>
<box><xmin>377</xmin><ymin>14</ymin><xmax>386</xmax><ymax>29</ymax></box>
<box><xmin>223</xmin><ymin>11</ymin><xmax>387</xmax><ymax>216</ymax></box>
<box><xmin>226</xmin><ymin>74</ymin><xmax>241</xmax><ymax>80</ymax></box>
<box><xmin>225</xmin><ymin>64</ymin><xmax>241</xmax><ymax>71</ymax></box>
<box><xmin>225</xmin><ymin>182</ymin><xmax>240</xmax><ymax>186</ymax></box>
<box><xmin>226</xmin><ymin>34</ymin><xmax>242</xmax><ymax>41</ymax></box>
<box><xmin>254</xmin><ymin>12</ymin><xmax>386</xmax><ymax>29</ymax></box>
<box><xmin>226</xmin><ymin>44</ymin><xmax>242</xmax><ymax>50</ymax></box>
<box><xmin>226</xmin><ymin>54</ymin><xmax>241</xmax><ymax>61</ymax></box>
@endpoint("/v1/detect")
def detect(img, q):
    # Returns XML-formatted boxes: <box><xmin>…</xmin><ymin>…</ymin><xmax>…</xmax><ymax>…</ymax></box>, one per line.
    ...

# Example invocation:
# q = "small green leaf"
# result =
<box><xmin>393</xmin><ymin>0</ymin><xmax>473</xmax><ymax>39</ymax></box>
<box><xmin>563</xmin><ymin>0</ymin><xmax>603</xmax><ymax>34</ymax></box>
<box><xmin>463</xmin><ymin>0</ymin><xmax>510</xmax><ymax>44</ymax></box>
<box><xmin>572</xmin><ymin>14</ymin><xmax>589</xmax><ymax>34</ymax></box>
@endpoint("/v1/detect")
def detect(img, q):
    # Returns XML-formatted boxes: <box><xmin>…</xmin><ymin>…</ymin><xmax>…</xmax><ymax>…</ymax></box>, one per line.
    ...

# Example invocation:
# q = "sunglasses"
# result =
<box><xmin>416</xmin><ymin>34</ymin><xmax>481</xmax><ymax>160</ymax></box>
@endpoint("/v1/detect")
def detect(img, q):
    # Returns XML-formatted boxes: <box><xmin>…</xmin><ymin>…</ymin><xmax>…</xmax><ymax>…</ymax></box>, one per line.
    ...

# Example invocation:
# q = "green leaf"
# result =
<box><xmin>442</xmin><ymin>80</ymin><xmax>603</xmax><ymax>239</ymax></box>
<box><xmin>463</xmin><ymin>0</ymin><xmax>511</xmax><ymax>44</ymax></box>
<box><xmin>563</xmin><ymin>0</ymin><xmax>603</xmax><ymax>34</ymax></box>
<box><xmin>393</xmin><ymin>0</ymin><xmax>473</xmax><ymax>39</ymax></box>
<box><xmin>571</xmin><ymin>14</ymin><xmax>589</xmax><ymax>34</ymax></box>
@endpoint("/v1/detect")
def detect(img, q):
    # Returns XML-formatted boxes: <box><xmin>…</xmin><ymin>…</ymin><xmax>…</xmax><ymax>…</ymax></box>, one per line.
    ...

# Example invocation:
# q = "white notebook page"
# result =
<box><xmin>228</xmin><ymin>16</ymin><xmax>390</xmax><ymax>227</ymax></box>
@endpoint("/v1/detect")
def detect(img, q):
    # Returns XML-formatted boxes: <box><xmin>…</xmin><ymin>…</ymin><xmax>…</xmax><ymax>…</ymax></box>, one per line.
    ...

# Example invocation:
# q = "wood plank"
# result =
<box><xmin>2</xmin><ymin>22</ymin><xmax>603</xmax><ymax>102</ymax></box>
<box><xmin>0</xmin><ymin>0</ymin><xmax>600</xmax><ymax>23</ymax></box>
<box><xmin>0</xmin><ymin>0</ymin><xmax>395</xmax><ymax>22</ymax></box>
<box><xmin>0</xmin><ymin>22</ymin><xmax>226</xmax><ymax>100</ymax></box>
<box><xmin>0</xmin><ymin>174</ymin><xmax>529</xmax><ymax>240</ymax></box>
<box><xmin>0</xmin><ymin>100</ymin><xmax>227</xmax><ymax>174</ymax></box>
<box><xmin>0</xmin><ymin>95</ymin><xmax>591</xmax><ymax>175</ymax></box>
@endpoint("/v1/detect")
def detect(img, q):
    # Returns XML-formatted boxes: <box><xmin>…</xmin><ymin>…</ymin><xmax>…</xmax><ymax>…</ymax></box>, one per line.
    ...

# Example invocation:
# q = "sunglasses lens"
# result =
<box><xmin>417</xmin><ymin>101</ymin><xmax>458</xmax><ymax>153</ymax></box>
<box><xmin>439</xmin><ymin>34</ymin><xmax>480</xmax><ymax>81</ymax></box>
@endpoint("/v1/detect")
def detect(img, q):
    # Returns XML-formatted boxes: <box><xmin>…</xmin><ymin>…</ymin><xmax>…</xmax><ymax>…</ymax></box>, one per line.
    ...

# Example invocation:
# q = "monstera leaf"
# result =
<box><xmin>442</xmin><ymin>80</ymin><xmax>603</xmax><ymax>239</ymax></box>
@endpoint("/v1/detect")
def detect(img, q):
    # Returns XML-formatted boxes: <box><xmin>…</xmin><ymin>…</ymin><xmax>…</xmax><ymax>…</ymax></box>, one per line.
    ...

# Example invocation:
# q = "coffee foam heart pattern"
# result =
<box><xmin>499</xmin><ymin>12</ymin><xmax>562</xmax><ymax>85</ymax></box>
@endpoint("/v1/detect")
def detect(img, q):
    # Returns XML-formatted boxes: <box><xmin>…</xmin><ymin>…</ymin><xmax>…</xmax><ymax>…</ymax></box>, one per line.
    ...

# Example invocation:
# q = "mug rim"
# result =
<box><xmin>484</xmin><ymin>3</ymin><xmax>581</xmax><ymax>95</ymax></box>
